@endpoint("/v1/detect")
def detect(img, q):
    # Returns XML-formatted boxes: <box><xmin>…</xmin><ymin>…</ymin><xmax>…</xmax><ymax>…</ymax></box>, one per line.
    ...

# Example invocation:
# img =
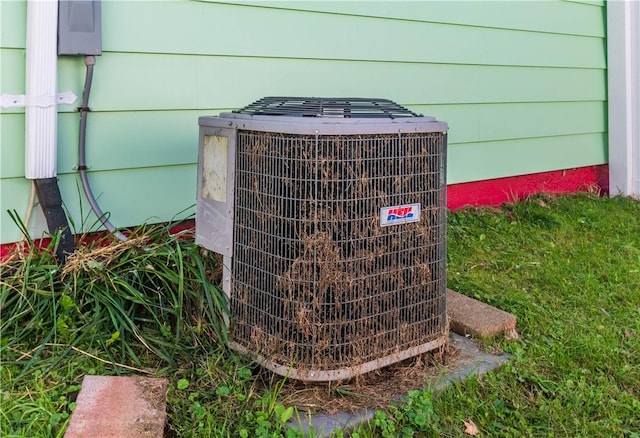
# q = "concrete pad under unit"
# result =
<box><xmin>447</xmin><ymin>289</ymin><xmax>518</xmax><ymax>339</ymax></box>
<box><xmin>65</xmin><ymin>375</ymin><xmax>168</xmax><ymax>438</ymax></box>
<box><xmin>292</xmin><ymin>333</ymin><xmax>512</xmax><ymax>435</ymax></box>
<box><xmin>290</xmin><ymin>288</ymin><xmax>519</xmax><ymax>435</ymax></box>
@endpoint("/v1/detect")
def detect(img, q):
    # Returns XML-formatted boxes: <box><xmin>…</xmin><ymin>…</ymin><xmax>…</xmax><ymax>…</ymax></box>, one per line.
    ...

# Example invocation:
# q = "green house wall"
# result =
<box><xmin>0</xmin><ymin>0</ymin><xmax>607</xmax><ymax>244</ymax></box>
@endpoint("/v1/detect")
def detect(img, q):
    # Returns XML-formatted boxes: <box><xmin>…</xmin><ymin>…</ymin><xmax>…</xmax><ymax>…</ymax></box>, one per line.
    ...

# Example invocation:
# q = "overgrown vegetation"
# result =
<box><xmin>1</xmin><ymin>192</ymin><xmax>639</xmax><ymax>437</ymax></box>
<box><xmin>0</xmin><ymin>223</ymin><xmax>297</xmax><ymax>437</ymax></box>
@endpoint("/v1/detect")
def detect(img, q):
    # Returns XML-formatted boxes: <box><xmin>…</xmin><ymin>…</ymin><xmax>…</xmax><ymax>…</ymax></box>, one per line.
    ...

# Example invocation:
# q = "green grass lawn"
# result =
<box><xmin>356</xmin><ymin>193</ymin><xmax>640</xmax><ymax>437</ymax></box>
<box><xmin>2</xmin><ymin>192</ymin><xmax>639</xmax><ymax>437</ymax></box>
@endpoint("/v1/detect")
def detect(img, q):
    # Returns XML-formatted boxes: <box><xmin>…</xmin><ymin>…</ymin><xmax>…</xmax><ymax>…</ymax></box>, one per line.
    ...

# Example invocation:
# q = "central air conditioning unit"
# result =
<box><xmin>196</xmin><ymin>97</ymin><xmax>448</xmax><ymax>382</ymax></box>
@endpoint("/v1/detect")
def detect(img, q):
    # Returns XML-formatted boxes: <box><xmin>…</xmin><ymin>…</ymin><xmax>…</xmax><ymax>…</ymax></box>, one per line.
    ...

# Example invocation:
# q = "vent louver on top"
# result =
<box><xmin>233</xmin><ymin>97</ymin><xmax>420</xmax><ymax>118</ymax></box>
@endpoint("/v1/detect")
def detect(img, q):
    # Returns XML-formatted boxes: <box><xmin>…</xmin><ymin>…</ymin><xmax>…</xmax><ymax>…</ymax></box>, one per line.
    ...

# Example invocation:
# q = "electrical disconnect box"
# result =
<box><xmin>58</xmin><ymin>0</ymin><xmax>102</xmax><ymax>56</ymax></box>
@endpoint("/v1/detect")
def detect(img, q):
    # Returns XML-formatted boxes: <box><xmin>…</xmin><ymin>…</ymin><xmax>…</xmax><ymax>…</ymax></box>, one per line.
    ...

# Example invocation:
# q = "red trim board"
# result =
<box><xmin>446</xmin><ymin>165</ymin><xmax>609</xmax><ymax>210</ymax></box>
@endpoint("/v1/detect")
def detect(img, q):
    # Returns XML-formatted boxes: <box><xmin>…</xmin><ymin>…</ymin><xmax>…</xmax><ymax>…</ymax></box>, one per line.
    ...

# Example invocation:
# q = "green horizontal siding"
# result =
<box><xmin>448</xmin><ymin>133</ymin><xmax>607</xmax><ymax>184</ymax></box>
<box><xmin>83</xmin><ymin>56</ymin><xmax>605</xmax><ymax>109</ymax></box>
<box><xmin>0</xmin><ymin>0</ymin><xmax>607</xmax><ymax>244</ymax></box>
<box><xmin>419</xmin><ymin>101</ymin><xmax>607</xmax><ymax>145</ymax></box>
<box><xmin>3</xmin><ymin>51</ymin><xmax>605</xmax><ymax>112</ymax></box>
<box><xmin>200</xmin><ymin>1</ymin><xmax>607</xmax><ymax>38</ymax></box>
<box><xmin>1</xmin><ymin>111</ymin><xmax>200</xmax><ymax>177</ymax></box>
<box><xmin>0</xmin><ymin>0</ymin><xmax>606</xmax><ymax>49</ymax></box>
<box><xmin>103</xmin><ymin>2</ymin><xmax>605</xmax><ymax>68</ymax></box>
<box><xmin>0</xmin><ymin>49</ymin><xmax>25</xmax><ymax>99</ymax></box>
<box><xmin>1</xmin><ymin>165</ymin><xmax>196</xmax><ymax>241</ymax></box>
<box><xmin>0</xmin><ymin>101</ymin><xmax>606</xmax><ymax>178</ymax></box>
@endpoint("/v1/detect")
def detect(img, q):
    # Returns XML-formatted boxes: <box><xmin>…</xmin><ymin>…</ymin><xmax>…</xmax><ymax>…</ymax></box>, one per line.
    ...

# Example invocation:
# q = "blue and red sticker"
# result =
<box><xmin>379</xmin><ymin>203</ymin><xmax>421</xmax><ymax>227</ymax></box>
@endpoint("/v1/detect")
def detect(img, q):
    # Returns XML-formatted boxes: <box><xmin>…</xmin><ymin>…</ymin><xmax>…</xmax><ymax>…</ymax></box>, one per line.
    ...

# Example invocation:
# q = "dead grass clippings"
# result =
<box><xmin>273</xmin><ymin>344</ymin><xmax>460</xmax><ymax>415</ymax></box>
<box><xmin>61</xmin><ymin>237</ymin><xmax>149</xmax><ymax>278</ymax></box>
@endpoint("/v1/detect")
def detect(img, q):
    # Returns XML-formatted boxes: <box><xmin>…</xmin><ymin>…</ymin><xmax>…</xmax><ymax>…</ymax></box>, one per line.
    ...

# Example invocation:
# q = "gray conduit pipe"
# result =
<box><xmin>78</xmin><ymin>55</ymin><xmax>127</xmax><ymax>242</ymax></box>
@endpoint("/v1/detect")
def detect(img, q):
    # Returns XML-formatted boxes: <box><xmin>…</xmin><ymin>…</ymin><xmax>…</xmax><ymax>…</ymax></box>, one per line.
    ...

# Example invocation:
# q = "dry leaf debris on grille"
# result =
<box><xmin>231</xmin><ymin>132</ymin><xmax>447</xmax><ymax>376</ymax></box>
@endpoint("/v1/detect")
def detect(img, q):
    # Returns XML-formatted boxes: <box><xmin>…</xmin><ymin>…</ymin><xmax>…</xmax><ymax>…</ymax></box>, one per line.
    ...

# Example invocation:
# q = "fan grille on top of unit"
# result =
<box><xmin>232</xmin><ymin>97</ymin><xmax>421</xmax><ymax>119</ymax></box>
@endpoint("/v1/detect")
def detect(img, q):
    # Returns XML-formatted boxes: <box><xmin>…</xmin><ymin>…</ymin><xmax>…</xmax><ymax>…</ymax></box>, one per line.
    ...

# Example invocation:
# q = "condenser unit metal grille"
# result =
<box><xmin>196</xmin><ymin>97</ymin><xmax>448</xmax><ymax>381</ymax></box>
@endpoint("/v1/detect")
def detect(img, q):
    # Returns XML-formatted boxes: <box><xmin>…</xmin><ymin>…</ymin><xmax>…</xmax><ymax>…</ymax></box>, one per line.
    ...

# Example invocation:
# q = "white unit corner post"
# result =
<box><xmin>607</xmin><ymin>0</ymin><xmax>640</xmax><ymax>198</ymax></box>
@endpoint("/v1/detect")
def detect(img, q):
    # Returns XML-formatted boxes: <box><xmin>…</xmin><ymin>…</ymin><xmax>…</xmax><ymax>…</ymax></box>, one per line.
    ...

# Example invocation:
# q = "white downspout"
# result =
<box><xmin>25</xmin><ymin>0</ymin><xmax>59</xmax><ymax>179</ymax></box>
<box><xmin>607</xmin><ymin>0</ymin><xmax>640</xmax><ymax>198</ymax></box>
<box><xmin>0</xmin><ymin>0</ymin><xmax>77</xmax><ymax>259</ymax></box>
<box><xmin>24</xmin><ymin>0</ymin><xmax>76</xmax><ymax>261</ymax></box>
<box><xmin>633</xmin><ymin>1</ymin><xmax>640</xmax><ymax>196</ymax></box>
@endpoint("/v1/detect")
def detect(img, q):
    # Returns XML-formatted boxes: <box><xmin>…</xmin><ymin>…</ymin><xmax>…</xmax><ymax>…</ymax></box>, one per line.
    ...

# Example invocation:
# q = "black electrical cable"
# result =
<box><xmin>78</xmin><ymin>55</ymin><xmax>127</xmax><ymax>241</ymax></box>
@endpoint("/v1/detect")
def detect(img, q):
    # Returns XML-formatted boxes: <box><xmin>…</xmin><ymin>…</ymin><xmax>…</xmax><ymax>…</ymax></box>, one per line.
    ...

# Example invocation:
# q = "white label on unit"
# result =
<box><xmin>202</xmin><ymin>135</ymin><xmax>228</xmax><ymax>203</ymax></box>
<box><xmin>380</xmin><ymin>203</ymin><xmax>421</xmax><ymax>227</ymax></box>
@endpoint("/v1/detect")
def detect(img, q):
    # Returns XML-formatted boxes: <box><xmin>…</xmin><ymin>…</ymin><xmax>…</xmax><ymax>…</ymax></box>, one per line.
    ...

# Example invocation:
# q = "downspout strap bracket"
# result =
<box><xmin>0</xmin><ymin>91</ymin><xmax>78</xmax><ymax>109</ymax></box>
